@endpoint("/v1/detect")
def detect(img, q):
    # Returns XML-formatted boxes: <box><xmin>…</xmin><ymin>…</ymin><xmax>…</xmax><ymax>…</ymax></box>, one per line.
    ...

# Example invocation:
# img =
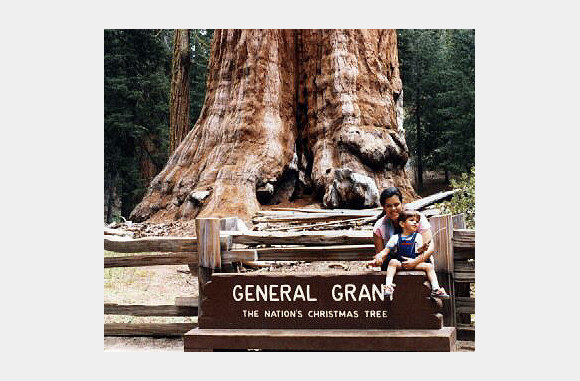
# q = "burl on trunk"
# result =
<box><xmin>130</xmin><ymin>29</ymin><xmax>416</xmax><ymax>224</ymax></box>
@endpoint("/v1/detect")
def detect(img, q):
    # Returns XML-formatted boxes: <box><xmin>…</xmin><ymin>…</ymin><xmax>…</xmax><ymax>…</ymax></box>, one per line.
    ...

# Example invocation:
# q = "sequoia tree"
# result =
<box><xmin>130</xmin><ymin>29</ymin><xmax>417</xmax><ymax>224</ymax></box>
<box><xmin>169</xmin><ymin>29</ymin><xmax>191</xmax><ymax>154</ymax></box>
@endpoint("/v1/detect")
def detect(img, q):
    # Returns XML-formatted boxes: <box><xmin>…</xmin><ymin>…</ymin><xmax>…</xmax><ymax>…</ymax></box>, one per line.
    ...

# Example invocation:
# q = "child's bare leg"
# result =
<box><xmin>415</xmin><ymin>262</ymin><xmax>441</xmax><ymax>290</ymax></box>
<box><xmin>385</xmin><ymin>259</ymin><xmax>401</xmax><ymax>286</ymax></box>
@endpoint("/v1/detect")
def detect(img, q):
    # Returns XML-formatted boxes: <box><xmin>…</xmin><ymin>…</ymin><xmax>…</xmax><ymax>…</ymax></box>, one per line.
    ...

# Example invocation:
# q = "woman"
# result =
<box><xmin>372</xmin><ymin>187</ymin><xmax>434</xmax><ymax>271</ymax></box>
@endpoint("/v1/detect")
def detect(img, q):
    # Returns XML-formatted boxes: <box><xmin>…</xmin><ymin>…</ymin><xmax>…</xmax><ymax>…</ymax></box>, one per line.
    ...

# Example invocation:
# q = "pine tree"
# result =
<box><xmin>104</xmin><ymin>29</ymin><xmax>171</xmax><ymax>221</ymax></box>
<box><xmin>398</xmin><ymin>29</ymin><xmax>475</xmax><ymax>189</ymax></box>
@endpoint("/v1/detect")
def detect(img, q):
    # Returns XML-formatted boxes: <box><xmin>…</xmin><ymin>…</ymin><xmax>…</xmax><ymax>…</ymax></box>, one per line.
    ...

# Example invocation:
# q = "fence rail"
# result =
<box><xmin>104</xmin><ymin>213</ymin><xmax>474</xmax><ymax>340</ymax></box>
<box><xmin>104</xmin><ymin>303</ymin><xmax>198</xmax><ymax>317</ymax></box>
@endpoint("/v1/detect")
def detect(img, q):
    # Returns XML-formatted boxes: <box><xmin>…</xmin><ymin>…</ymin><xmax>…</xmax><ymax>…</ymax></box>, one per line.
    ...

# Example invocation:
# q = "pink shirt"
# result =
<box><xmin>373</xmin><ymin>212</ymin><xmax>431</xmax><ymax>243</ymax></box>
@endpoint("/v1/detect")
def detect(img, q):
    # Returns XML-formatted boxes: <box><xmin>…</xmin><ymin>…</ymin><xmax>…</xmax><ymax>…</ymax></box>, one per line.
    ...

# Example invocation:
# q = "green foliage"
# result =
<box><xmin>104</xmin><ymin>29</ymin><xmax>213</xmax><ymax>221</ymax></box>
<box><xmin>397</xmin><ymin>30</ymin><xmax>475</xmax><ymax>182</ymax></box>
<box><xmin>189</xmin><ymin>29</ymin><xmax>213</xmax><ymax>125</ymax></box>
<box><xmin>437</xmin><ymin>166</ymin><xmax>475</xmax><ymax>228</ymax></box>
<box><xmin>104</xmin><ymin>29</ymin><xmax>172</xmax><ymax>220</ymax></box>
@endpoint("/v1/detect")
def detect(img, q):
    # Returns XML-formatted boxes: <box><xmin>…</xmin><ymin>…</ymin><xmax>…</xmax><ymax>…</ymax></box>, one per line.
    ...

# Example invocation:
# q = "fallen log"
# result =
<box><xmin>405</xmin><ymin>190</ymin><xmax>458</xmax><ymax>211</ymax></box>
<box><xmin>253</xmin><ymin>213</ymin><xmax>377</xmax><ymax>224</ymax></box>
<box><xmin>266</xmin><ymin>216</ymin><xmax>378</xmax><ymax>231</ymax></box>
<box><xmin>259</xmin><ymin>208</ymin><xmax>380</xmax><ymax>216</ymax></box>
<box><xmin>104</xmin><ymin>227</ymin><xmax>134</xmax><ymax>237</ymax></box>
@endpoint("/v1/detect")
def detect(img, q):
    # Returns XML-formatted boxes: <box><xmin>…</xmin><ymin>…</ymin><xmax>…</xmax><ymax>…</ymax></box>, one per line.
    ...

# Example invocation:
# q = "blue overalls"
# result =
<box><xmin>396</xmin><ymin>232</ymin><xmax>418</xmax><ymax>261</ymax></box>
<box><xmin>380</xmin><ymin>232</ymin><xmax>418</xmax><ymax>271</ymax></box>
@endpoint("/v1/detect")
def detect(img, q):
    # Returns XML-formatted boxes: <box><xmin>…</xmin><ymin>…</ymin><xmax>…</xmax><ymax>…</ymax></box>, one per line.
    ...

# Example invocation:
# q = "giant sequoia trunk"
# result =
<box><xmin>130</xmin><ymin>29</ymin><xmax>417</xmax><ymax>224</ymax></box>
<box><xmin>169</xmin><ymin>29</ymin><xmax>191</xmax><ymax>154</ymax></box>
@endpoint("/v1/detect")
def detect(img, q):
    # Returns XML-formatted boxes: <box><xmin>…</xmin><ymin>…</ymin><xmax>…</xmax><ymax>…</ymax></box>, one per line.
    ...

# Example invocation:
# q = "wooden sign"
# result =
<box><xmin>199</xmin><ymin>271</ymin><xmax>443</xmax><ymax>329</ymax></box>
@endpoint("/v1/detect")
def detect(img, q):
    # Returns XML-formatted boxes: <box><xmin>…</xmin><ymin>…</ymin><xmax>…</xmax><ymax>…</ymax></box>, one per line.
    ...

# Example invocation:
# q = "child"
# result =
<box><xmin>368</xmin><ymin>210</ymin><xmax>450</xmax><ymax>300</ymax></box>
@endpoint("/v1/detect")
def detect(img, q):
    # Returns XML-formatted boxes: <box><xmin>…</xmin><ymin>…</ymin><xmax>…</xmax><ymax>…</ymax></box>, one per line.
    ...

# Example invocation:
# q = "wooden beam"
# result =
<box><xmin>452</xmin><ymin>214</ymin><xmax>466</xmax><ymax>230</ymax></box>
<box><xmin>405</xmin><ymin>190</ymin><xmax>458</xmax><ymax>211</ymax></box>
<box><xmin>175</xmin><ymin>297</ymin><xmax>198</xmax><ymax>307</ymax></box>
<box><xmin>429</xmin><ymin>214</ymin><xmax>455</xmax><ymax>328</ymax></box>
<box><xmin>456</xmin><ymin>305</ymin><xmax>475</xmax><ymax>314</ymax></box>
<box><xmin>196</xmin><ymin>218</ymin><xmax>221</xmax><ymax>321</ymax></box>
<box><xmin>452</xmin><ymin>229</ymin><xmax>475</xmax><ymax>250</ymax></box>
<box><xmin>224</xmin><ymin>230</ymin><xmax>374</xmax><ymax>246</ymax></box>
<box><xmin>220</xmin><ymin>217</ymin><xmax>249</xmax><ymax>232</ymax></box>
<box><xmin>104</xmin><ymin>249</ymin><xmax>253</xmax><ymax>268</ymax></box>
<box><xmin>105</xmin><ymin>236</ymin><xmax>197</xmax><ymax>253</ymax></box>
<box><xmin>429</xmin><ymin>214</ymin><xmax>454</xmax><ymax>273</ymax></box>
<box><xmin>104</xmin><ymin>323</ymin><xmax>196</xmax><ymax>337</ymax></box>
<box><xmin>453</xmin><ymin>248</ymin><xmax>475</xmax><ymax>260</ymax></box>
<box><xmin>272</xmin><ymin>216</ymin><xmax>377</xmax><ymax>231</ymax></box>
<box><xmin>104</xmin><ymin>303</ymin><xmax>197</xmax><ymax>316</ymax></box>
<box><xmin>197</xmin><ymin>218</ymin><xmax>221</xmax><ymax>269</ymax></box>
<box><xmin>454</xmin><ymin>260</ymin><xmax>475</xmax><ymax>272</ymax></box>
<box><xmin>456</xmin><ymin>324</ymin><xmax>475</xmax><ymax>341</ymax></box>
<box><xmin>253</xmin><ymin>213</ymin><xmax>378</xmax><ymax>224</ymax></box>
<box><xmin>104</xmin><ymin>227</ymin><xmax>134</xmax><ymax>237</ymax></box>
<box><xmin>455</xmin><ymin>297</ymin><xmax>475</xmax><ymax>314</ymax></box>
<box><xmin>456</xmin><ymin>324</ymin><xmax>475</xmax><ymax>332</ymax></box>
<box><xmin>454</xmin><ymin>272</ymin><xmax>475</xmax><ymax>283</ymax></box>
<box><xmin>452</xmin><ymin>241</ymin><xmax>475</xmax><ymax>250</ymax></box>
<box><xmin>104</xmin><ymin>235</ymin><xmax>232</xmax><ymax>253</ymax></box>
<box><xmin>223</xmin><ymin>249</ymin><xmax>258</xmax><ymax>262</ymax></box>
<box><xmin>251</xmin><ymin>244</ymin><xmax>376</xmax><ymax>261</ymax></box>
<box><xmin>184</xmin><ymin>327</ymin><xmax>457</xmax><ymax>352</ymax></box>
<box><xmin>259</xmin><ymin>208</ymin><xmax>380</xmax><ymax>216</ymax></box>
<box><xmin>453</xmin><ymin>229</ymin><xmax>475</xmax><ymax>239</ymax></box>
<box><xmin>104</xmin><ymin>253</ymin><xmax>196</xmax><ymax>268</ymax></box>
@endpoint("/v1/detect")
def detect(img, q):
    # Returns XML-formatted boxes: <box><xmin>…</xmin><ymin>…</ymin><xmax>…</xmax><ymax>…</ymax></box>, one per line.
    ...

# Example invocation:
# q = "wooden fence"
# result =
<box><xmin>104</xmin><ymin>214</ymin><xmax>475</xmax><ymax>340</ymax></box>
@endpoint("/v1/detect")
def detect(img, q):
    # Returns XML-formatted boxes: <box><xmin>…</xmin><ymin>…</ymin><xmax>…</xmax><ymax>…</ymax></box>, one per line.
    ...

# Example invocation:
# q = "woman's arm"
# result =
<box><xmin>370</xmin><ymin>233</ymin><xmax>389</xmax><ymax>266</ymax></box>
<box><xmin>373</xmin><ymin>232</ymin><xmax>385</xmax><ymax>254</ymax></box>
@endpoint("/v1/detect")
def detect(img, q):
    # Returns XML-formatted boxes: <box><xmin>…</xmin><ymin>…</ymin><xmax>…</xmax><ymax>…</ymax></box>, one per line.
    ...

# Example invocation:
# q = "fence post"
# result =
<box><xmin>196</xmin><ymin>217</ymin><xmax>221</xmax><ymax>322</ymax></box>
<box><xmin>452</xmin><ymin>213</ymin><xmax>466</xmax><ymax>229</ymax></box>
<box><xmin>452</xmin><ymin>213</ymin><xmax>473</xmax><ymax>330</ymax></box>
<box><xmin>220</xmin><ymin>217</ymin><xmax>248</xmax><ymax>273</ymax></box>
<box><xmin>428</xmin><ymin>214</ymin><xmax>456</xmax><ymax>327</ymax></box>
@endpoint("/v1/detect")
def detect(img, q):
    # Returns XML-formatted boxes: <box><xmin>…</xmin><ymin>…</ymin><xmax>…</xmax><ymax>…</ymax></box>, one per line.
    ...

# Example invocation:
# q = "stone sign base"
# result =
<box><xmin>184</xmin><ymin>327</ymin><xmax>456</xmax><ymax>352</ymax></box>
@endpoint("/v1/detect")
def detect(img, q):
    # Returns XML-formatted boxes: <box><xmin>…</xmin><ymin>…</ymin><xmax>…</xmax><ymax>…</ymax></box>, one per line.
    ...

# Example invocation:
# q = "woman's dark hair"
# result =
<box><xmin>376</xmin><ymin>187</ymin><xmax>404</xmax><ymax>221</ymax></box>
<box><xmin>379</xmin><ymin>187</ymin><xmax>403</xmax><ymax>206</ymax></box>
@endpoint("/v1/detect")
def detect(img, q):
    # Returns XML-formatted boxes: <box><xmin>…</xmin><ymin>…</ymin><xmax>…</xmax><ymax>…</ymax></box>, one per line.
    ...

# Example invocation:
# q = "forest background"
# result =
<box><xmin>104</xmin><ymin>29</ymin><xmax>475</xmax><ymax>224</ymax></box>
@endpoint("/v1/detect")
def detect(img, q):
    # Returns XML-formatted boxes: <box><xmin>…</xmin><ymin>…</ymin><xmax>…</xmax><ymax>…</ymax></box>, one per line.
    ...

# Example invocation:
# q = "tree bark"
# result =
<box><xmin>298</xmin><ymin>30</ymin><xmax>414</xmax><ymax>208</ymax></box>
<box><xmin>169</xmin><ymin>29</ymin><xmax>191</xmax><ymax>155</ymax></box>
<box><xmin>416</xmin><ymin>99</ymin><xmax>424</xmax><ymax>192</ymax></box>
<box><xmin>130</xmin><ymin>29</ymin><xmax>417</xmax><ymax>224</ymax></box>
<box><xmin>139</xmin><ymin>134</ymin><xmax>159</xmax><ymax>183</ymax></box>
